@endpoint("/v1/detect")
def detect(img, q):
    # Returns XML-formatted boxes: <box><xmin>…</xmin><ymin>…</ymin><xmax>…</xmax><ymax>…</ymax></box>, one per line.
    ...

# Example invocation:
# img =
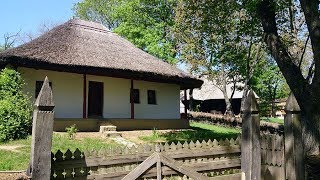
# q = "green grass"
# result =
<box><xmin>0</xmin><ymin>134</ymin><xmax>119</xmax><ymax>171</ymax></box>
<box><xmin>139</xmin><ymin>122</ymin><xmax>241</xmax><ymax>143</ymax></box>
<box><xmin>261</xmin><ymin>117</ymin><xmax>284</xmax><ymax>124</ymax></box>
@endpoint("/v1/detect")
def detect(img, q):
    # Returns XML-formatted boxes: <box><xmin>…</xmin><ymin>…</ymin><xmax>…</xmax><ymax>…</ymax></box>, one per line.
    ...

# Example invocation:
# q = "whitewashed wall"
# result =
<box><xmin>19</xmin><ymin>68</ymin><xmax>180</xmax><ymax>119</ymax></box>
<box><xmin>134</xmin><ymin>81</ymin><xmax>180</xmax><ymax>119</ymax></box>
<box><xmin>19</xmin><ymin>67</ymin><xmax>83</xmax><ymax>118</ymax></box>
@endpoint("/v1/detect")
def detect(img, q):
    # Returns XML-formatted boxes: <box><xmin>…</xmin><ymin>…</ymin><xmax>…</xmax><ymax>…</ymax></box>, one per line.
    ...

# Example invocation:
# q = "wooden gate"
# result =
<box><xmin>260</xmin><ymin>134</ymin><xmax>285</xmax><ymax>179</ymax></box>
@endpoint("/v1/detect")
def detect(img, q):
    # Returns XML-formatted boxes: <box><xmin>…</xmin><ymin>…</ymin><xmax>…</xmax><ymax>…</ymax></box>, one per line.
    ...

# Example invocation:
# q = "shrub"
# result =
<box><xmin>0</xmin><ymin>68</ymin><xmax>32</xmax><ymax>142</ymax></box>
<box><xmin>66</xmin><ymin>124</ymin><xmax>78</xmax><ymax>139</ymax></box>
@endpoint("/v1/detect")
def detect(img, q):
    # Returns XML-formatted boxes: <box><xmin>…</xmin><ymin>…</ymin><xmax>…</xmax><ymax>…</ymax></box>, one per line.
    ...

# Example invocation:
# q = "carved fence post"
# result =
<box><xmin>27</xmin><ymin>77</ymin><xmax>55</xmax><ymax>179</ymax></box>
<box><xmin>241</xmin><ymin>90</ymin><xmax>260</xmax><ymax>180</ymax></box>
<box><xmin>284</xmin><ymin>93</ymin><xmax>304</xmax><ymax>180</ymax></box>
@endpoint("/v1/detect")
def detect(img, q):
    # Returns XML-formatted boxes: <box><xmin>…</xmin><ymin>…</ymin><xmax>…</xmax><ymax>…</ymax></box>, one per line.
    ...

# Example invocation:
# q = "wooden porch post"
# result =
<box><xmin>83</xmin><ymin>74</ymin><xmax>87</xmax><ymax>118</ymax></box>
<box><xmin>184</xmin><ymin>89</ymin><xmax>187</xmax><ymax>117</ymax></box>
<box><xmin>131</xmin><ymin>79</ymin><xmax>134</xmax><ymax>119</ymax></box>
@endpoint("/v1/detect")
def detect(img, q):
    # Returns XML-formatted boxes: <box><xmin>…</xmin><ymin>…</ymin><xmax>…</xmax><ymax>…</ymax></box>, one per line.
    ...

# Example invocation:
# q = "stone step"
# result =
<box><xmin>99</xmin><ymin>125</ymin><xmax>117</xmax><ymax>133</ymax></box>
<box><xmin>102</xmin><ymin>131</ymin><xmax>122</xmax><ymax>138</ymax></box>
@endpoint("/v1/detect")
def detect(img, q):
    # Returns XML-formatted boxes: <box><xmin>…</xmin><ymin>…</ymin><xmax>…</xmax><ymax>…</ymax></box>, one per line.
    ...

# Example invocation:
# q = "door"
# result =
<box><xmin>88</xmin><ymin>81</ymin><xmax>104</xmax><ymax>118</ymax></box>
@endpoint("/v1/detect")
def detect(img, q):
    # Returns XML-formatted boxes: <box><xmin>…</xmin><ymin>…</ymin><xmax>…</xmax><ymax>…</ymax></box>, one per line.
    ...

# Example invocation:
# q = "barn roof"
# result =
<box><xmin>181</xmin><ymin>78</ymin><xmax>259</xmax><ymax>101</ymax></box>
<box><xmin>0</xmin><ymin>19</ymin><xmax>202</xmax><ymax>89</ymax></box>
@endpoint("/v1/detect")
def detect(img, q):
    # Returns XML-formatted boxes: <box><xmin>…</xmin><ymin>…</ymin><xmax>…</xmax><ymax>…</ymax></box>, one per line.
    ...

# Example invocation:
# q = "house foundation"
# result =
<box><xmin>53</xmin><ymin>118</ymin><xmax>190</xmax><ymax>132</ymax></box>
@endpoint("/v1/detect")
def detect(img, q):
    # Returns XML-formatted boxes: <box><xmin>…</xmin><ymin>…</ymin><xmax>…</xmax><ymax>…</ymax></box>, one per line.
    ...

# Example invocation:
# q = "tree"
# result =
<box><xmin>0</xmin><ymin>68</ymin><xmax>32</xmax><ymax>141</ymax></box>
<box><xmin>74</xmin><ymin>0</ymin><xmax>178</xmax><ymax>64</ymax></box>
<box><xmin>0</xmin><ymin>31</ymin><xmax>20</xmax><ymax>51</ymax></box>
<box><xmin>255</xmin><ymin>0</ymin><xmax>320</xmax><ymax>153</ymax></box>
<box><xmin>251</xmin><ymin>58</ymin><xmax>289</xmax><ymax>116</ymax></box>
<box><xmin>174</xmin><ymin>0</ymin><xmax>263</xmax><ymax>115</ymax></box>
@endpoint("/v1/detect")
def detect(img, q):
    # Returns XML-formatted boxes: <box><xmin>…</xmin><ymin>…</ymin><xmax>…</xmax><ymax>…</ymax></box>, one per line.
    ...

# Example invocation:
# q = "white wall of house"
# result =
<box><xmin>19</xmin><ymin>67</ymin><xmax>83</xmax><ymax>118</ymax></box>
<box><xmin>134</xmin><ymin>80</ymin><xmax>180</xmax><ymax>119</ymax></box>
<box><xmin>19</xmin><ymin>67</ymin><xmax>180</xmax><ymax>119</ymax></box>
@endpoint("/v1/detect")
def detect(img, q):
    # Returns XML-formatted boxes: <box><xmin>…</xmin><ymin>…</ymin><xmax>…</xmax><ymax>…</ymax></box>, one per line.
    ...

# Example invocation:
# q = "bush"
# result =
<box><xmin>66</xmin><ymin>124</ymin><xmax>78</xmax><ymax>139</ymax></box>
<box><xmin>0</xmin><ymin>68</ymin><xmax>32</xmax><ymax>142</ymax></box>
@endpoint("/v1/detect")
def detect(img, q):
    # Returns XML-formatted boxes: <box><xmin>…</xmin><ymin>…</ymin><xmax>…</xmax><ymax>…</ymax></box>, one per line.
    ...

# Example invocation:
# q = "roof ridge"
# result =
<box><xmin>68</xmin><ymin>19</ymin><xmax>111</xmax><ymax>34</ymax></box>
<box><xmin>69</xmin><ymin>23</ymin><xmax>111</xmax><ymax>34</ymax></box>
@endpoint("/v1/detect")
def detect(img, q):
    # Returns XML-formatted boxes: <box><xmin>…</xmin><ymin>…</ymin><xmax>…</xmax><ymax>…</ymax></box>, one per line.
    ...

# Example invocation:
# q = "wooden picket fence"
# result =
<box><xmin>28</xmin><ymin>79</ymin><xmax>304</xmax><ymax>180</ymax></box>
<box><xmin>51</xmin><ymin>138</ymin><xmax>242</xmax><ymax>179</ymax></box>
<box><xmin>260</xmin><ymin>133</ymin><xmax>285</xmax><ymax>179</ymax></box>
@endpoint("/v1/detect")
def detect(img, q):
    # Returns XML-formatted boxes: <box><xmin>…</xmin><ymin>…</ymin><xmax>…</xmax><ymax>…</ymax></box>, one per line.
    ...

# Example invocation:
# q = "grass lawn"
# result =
<box><xmin>139</xmin><ymin>122</ymin><xmax>241</xmax><ymax>143</ymax></box>
<box><xmin>261</xmin><ymin>117</ymin><xmax>284</xmax><ymax>124</ymax></box>
<box><xmin>0</xmin><ymin>134</ymin><xmax>119</xmax><ymax>171</ymax></box>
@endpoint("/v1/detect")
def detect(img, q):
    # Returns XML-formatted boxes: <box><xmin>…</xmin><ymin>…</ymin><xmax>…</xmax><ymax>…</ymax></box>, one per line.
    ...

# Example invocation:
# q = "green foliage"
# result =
<box><xmin>261</xmin><ymin>117</ymin><xmax>284</xmax><ymax>124</ymax></box>
<box><xmin>74</xmin><ymin>0</ymin><xmax>178</xmax><ymax>64</ymax></box>
<box><xmin>65</xmin><ymin>124</ymin><xmax>78</xmax><ymax>140</ymax></box>
<box><xmin>0</xmin><ymin>68</ymin><xmax>32</xmax><ymax>142</ymax></box>
<box><xmin>0</xmin><ymin>134</ymin><xmax>120</xmax><ymax>170</ymax></box>
<box><xmin>251</xmin><ymin>58</ymin><xmax>290</xmax><ymax>116</ymax></box>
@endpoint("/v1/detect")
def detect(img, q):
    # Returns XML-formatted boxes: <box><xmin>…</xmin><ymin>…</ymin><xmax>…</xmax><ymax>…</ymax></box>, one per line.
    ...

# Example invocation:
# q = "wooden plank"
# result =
<box><xmin>157</xmin><ymin>158</ymin><xmax>161</xmax><ymax>180</ymax></box>
<box><xmin>28</xmin><ymin>77</ymin><xmax>55</xmax><ymax>179</ymax></box>
<box><xmin>130</xmin><ymin>79</ymin><xmax>134</xmax><ymax>119</ymax></box>
<box><xmin>83</xmin><ymin>74</ymin><xmax>87</xmax><ymax>118</ymax></box>
<box><xmin>284</xmin><ymin>93</ymin><xmax>305</xmax><ymax>180</ymax></box>
<box><xmin>241</xmin><ymin>90</ymin><xmax>261</xmax><ymax>180</ymax></box>
<box><xmin>87</xmin><ymin>158</ymin><xmax>240</xmax><ymax>179</ymax></box>
<box><xmin>59</xmin><ymin>146</ymin><xmax>240</xmax><ymax>168</ymax></box>
<box><xmin>121</xmin><ymin>152</ymin><xmax>158</xmax><ymax>180</ymax></box>
<box><xmin>160</xmin><ymin>153</ymin><xmax>210</xmax><ymax>180</ymax></box>
<box><xmin>261</xmin><ymin>165</ymin><xmax>285</xmax><ymax>180</ymax></box>
<box><xmin>211</xmin><ymin>173</ymin><xmax>242</xmax><ymax>180</ymax></box>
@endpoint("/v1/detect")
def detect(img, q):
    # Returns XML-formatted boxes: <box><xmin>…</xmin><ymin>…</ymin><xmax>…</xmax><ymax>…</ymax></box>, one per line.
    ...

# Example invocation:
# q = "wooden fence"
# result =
<box><xmin>261</xmin><ymin>134</ymin><xmax>285</xmax><ymax>179</ymax></box>
<box><xmin>28</xmin><ymin>79</ymin><xmax>305</xmax><ymax>180</ymax></box>
<box><xmin>51</xmin><ymin>138</ymin><xmax>242</xmax><ymax>179</ymax></box>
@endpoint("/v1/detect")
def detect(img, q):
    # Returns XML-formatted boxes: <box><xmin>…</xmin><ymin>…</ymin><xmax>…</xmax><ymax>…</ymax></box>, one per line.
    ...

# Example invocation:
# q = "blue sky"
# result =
<box><xmin>0</xmin><ymin>0</ymin><xmax>80</xmax><ymax>44</ymax></box>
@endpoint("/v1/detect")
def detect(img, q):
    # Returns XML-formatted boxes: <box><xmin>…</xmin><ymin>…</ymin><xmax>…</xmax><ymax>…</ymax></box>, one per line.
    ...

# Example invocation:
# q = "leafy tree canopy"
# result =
<box><xmin>74</xmin><ymin>0</ymin><xmax>178</xmax><ymax>64</ymax></box>
<box><xmin>0</xmin><ymin>68</ymin><xmax>32</xmax><ymax>142</ymax></box>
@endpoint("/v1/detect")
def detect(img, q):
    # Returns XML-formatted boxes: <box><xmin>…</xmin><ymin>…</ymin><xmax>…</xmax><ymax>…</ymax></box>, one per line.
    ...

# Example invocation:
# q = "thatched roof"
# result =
<box><xmin>181</xmin><ymin>77</ymin><xmax>258</xmax><ymax>100</ymax></box>
<box><xmin>0</xmin><ymin>19</ymin><xmax>202</xmax><ymax>89</ymax></box>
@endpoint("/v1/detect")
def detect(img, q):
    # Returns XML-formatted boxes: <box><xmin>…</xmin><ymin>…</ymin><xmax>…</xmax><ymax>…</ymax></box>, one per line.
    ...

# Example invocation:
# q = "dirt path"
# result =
<box><xmin>120</xmin><ymin>129</ymin><xmax>176</xmax><ymax>144</ymax></box>
<box><xmin>0</xmin><ymin>172</ymin><xmax>28</xmax><ymax>180</ymax></box>
<box><xmin>0</xmin><ymin>145</ymin><xmax>24</xmax><ymax>152</ymax></box>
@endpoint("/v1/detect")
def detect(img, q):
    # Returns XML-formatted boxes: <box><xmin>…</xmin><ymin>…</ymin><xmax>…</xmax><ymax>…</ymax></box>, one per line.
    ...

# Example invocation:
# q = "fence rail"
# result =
<box><xmin>51</xmin><ymin>138</ymin><xmax>241</xmax><ymax>179</ymax></box>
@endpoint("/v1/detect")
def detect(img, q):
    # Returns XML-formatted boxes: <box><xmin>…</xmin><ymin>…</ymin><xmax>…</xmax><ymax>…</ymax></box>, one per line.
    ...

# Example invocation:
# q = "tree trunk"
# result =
<box><xmin>257</xmin><ymin>0</ymin><xmax>320</xmax><ymax>155</ymax></box>
<box><xmin>220</xmin><ymin>63</ymin><xmax>234</xmax><ymax>116</ymax></box>
<box><xmin>241</xmin><ymin>43</ymin><xmax>261</xmax><ymax>112</ymax></box>
<box><xmin>221</xmin><ymin>79</ymin><xmax>234</xmax><ymax>116</ymax></box>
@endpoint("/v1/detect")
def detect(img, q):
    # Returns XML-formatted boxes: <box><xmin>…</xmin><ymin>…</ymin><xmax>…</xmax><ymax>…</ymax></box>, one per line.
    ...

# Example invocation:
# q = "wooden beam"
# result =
<box><xmin>159</xmin><ymin>153</ymin><xmax>210</xmax><ymax>180</ymax></box>
<box><xmin>27</xmin><ymin>76</ymin><xmax>55</xmax><ymax>179</ymax></box>
<box><xmin>241</xmin><ymin>90</ymin><xmax>261</xmax><ymax>180</ymax></box>
<box><xmin>122</xmin><ymin>153</ymin><xmax>158</xmax><ymax>180</ymax></box>
<box><xmin>83</xmin><ymin>74</ymin><xmax>87</xmax><ymax>118</ymax></box>
<box><xmin>184</xmin><ymin>89</ymin><xmax>187</xmax><ymax>117</ymax></box>
<box><xmin>131</xmin><ymin>79</ymin><xmax>134</xmax><ymax>119</ymax></box>
<box><xmin>157</xmin><ymin>158</ymin><xmax>162</xmax><ymax>180</ymax></box>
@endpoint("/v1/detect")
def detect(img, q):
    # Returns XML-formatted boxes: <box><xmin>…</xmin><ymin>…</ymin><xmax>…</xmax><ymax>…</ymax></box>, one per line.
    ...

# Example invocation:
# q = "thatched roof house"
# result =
<box><xmin>0</xmin><ymin>19</ymin><xmax>202</xmax><ymax>131</ymax></box>
<box><xmin>0</xmin><ymin>19</ymin><xmax>202</xmax><ymax>89</ymax></box>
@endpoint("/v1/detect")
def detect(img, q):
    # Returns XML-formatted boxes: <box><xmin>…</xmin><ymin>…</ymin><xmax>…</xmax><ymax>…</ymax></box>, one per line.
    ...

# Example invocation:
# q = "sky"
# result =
<box><xmin>0</xmin><ymin>0</ymin><xmax>80</xmax><ymax>44</ymax></box>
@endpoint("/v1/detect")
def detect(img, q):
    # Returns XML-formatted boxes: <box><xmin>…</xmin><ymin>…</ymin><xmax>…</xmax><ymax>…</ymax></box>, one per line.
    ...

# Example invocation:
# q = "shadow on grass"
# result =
<box><xmin>162</xmin><ymin>127</ymin><xmax>239</xmax><ymax>144</ymax></box>
<box><xmin>139</xmin><ymin>126</ymin><xmax>240</xmax><ymax>144</ymax></box>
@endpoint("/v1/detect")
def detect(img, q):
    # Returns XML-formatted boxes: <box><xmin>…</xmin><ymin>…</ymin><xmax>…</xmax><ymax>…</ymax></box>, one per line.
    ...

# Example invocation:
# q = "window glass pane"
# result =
<box><xmin>148</xmin><ymin>90</ymin><xmax>156</xmax><ymax>104</ymax></box>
